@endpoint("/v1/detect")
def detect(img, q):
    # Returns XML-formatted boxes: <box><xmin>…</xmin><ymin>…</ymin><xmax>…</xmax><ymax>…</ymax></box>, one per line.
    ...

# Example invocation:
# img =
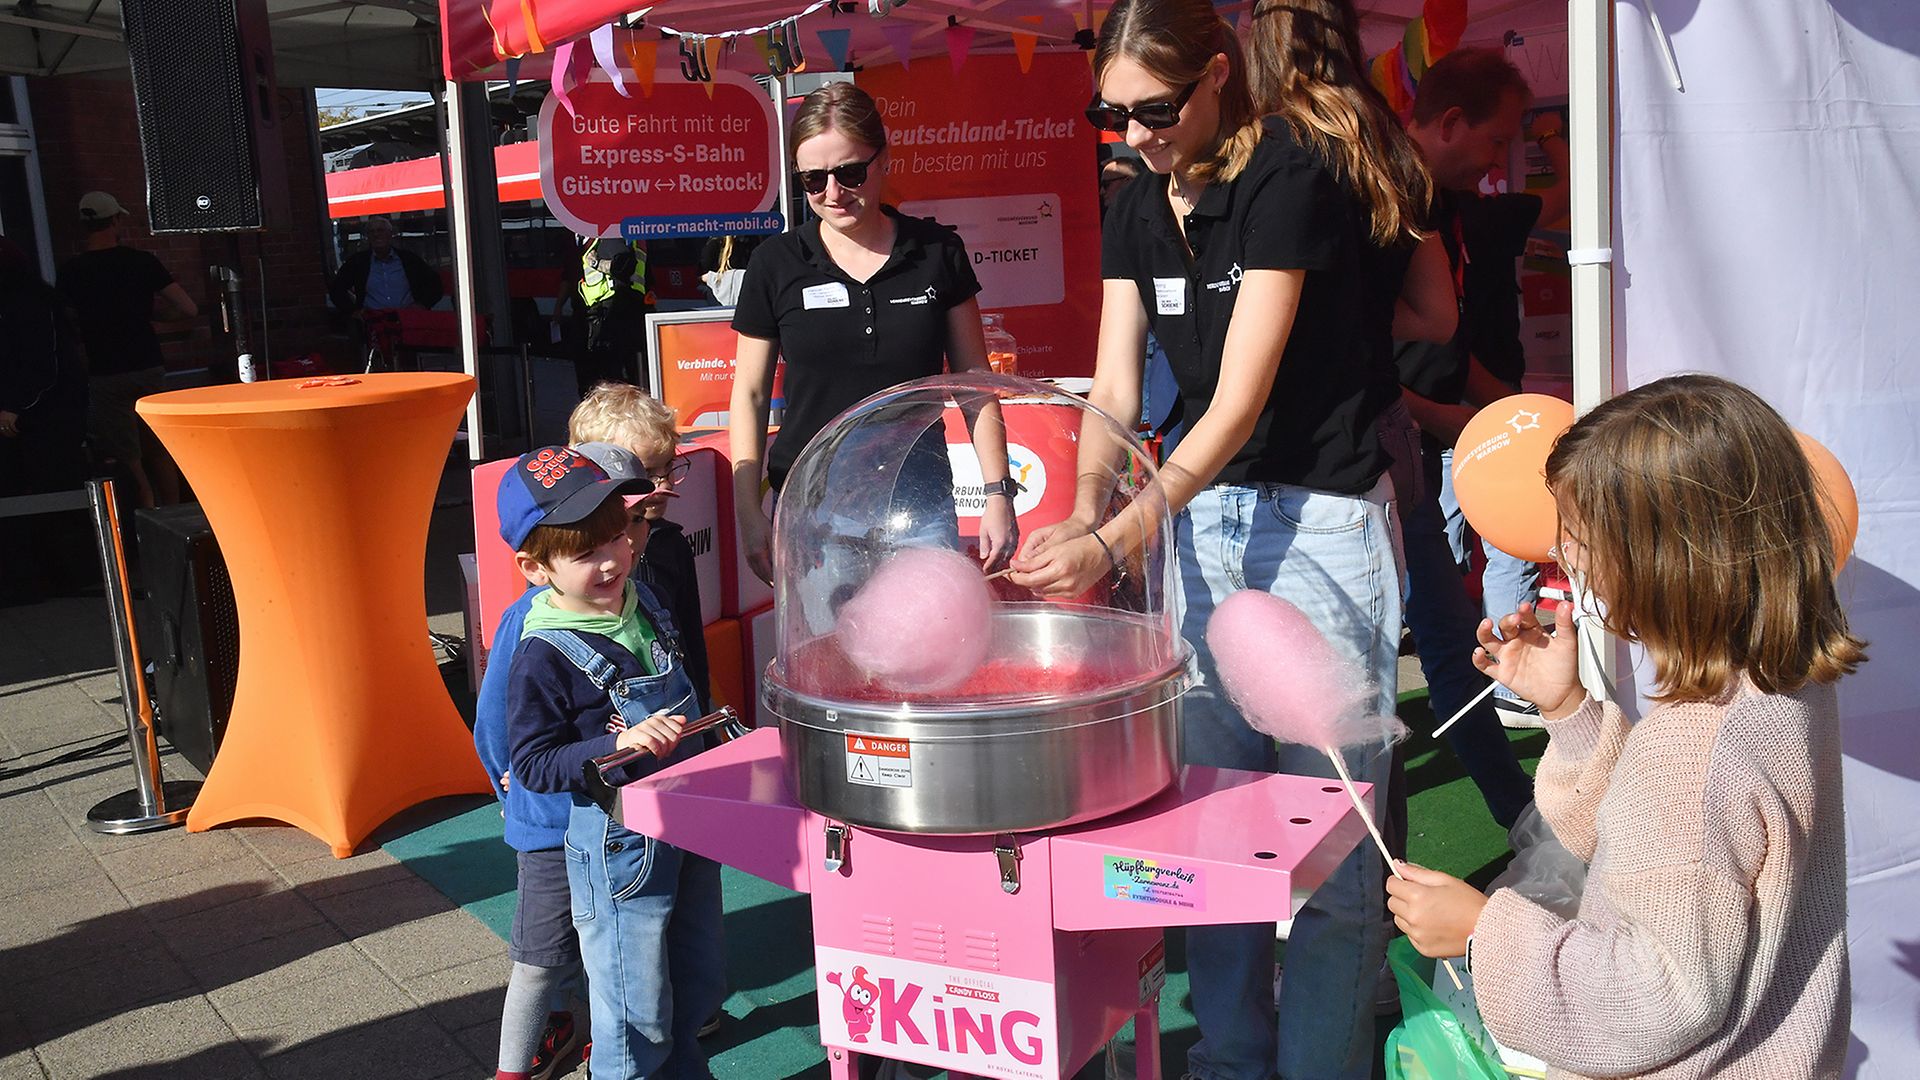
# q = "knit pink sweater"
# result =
<box><xmin>1471</xmin><ymin>680</ymin><xmax>1850</xmax><ymax>1078</ymax></box>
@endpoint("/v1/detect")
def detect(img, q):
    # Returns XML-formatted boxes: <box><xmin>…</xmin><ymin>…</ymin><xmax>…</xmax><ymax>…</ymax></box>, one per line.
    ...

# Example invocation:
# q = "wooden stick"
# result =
<box><xmin>1432</xmin><ymin>679</ymin><xmax>1498</xmax><ymax>739</ymax></box>
<box><xmin>983</xmin><ymin>567</ymin><xmax>1014</xmax><ymax>582</ymax></box>
<box><xmin>1328</xmin><ymin>748</ymin><xmax>1465</xmax><ymax>991</ymax></box>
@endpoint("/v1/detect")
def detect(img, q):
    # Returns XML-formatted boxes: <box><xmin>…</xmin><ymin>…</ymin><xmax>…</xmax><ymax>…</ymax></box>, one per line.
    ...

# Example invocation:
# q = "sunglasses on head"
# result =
<box><xmin>1084</xmin><ymin>80</ymin><xmax>1200</xmax><ymax>133</ymax></box>
<box><xmin>795</xmin><ymin>151</ymin><xmax>882</xmax><ymax>196</ymax></box>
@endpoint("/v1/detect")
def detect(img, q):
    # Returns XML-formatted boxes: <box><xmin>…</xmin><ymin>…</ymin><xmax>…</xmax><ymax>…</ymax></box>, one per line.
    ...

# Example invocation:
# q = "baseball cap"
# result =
<box><xmin>497</xmin><ymin>445</ymin><xmax>652</xmax><ymax>552</ymax></box>
<box><xmin>78</xmin><ymin>192</ymin><xmax>128</xmax><ymax>222</ymax></box>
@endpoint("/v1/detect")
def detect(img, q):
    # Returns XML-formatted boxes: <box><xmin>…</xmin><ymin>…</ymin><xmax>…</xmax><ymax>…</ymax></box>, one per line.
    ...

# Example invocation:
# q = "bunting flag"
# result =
<box><xmin>624</xmin><ymin>35</ymin><xmax>658</xmax><ymax>97</ymax></box>
<box><xmin>945</xmin><ymin>22</ymin><xmax>974</xmax><ymax>74</ymax></box>
<box><xmin>816</xmin><ymin>26</ymin><xmax>852</xmax><ymax>71</ymax></box>
<box><xmin>880</xmin><ymin>21</ymin><xmax>915</xmax><ymax>69</ymax></box>
<box><xmin>1012</xmin><ymin>14</ymin><xmax>1042</xmax><ymax>74</ymax></box>
<box><xmin>1369</xmin><ymin>0</ymin><xmax>1468</xmax><ymax>119</ymax></box>
<box><xmin>702</xmin><ymin>35</ymin><xmax>725</xmax><ymax>96</ymax></box>
<box><xmin>590</xmin><ymin>23</ymin><xmax>627</xmax><ymax>96</ymax></box>
<box><xmin>550</xmin><ymin>40</ymin><xmax>579</xmax><ymax>116</ymax></box>
<box><xmin>518</xmin><ymin>0</ymin><xmax>546</xmax><ymax>53</ymax></box>
<box><xmin>504</xmin><ymin>55</ymin><xmax>521</xmax><ymax>92</ymax></box>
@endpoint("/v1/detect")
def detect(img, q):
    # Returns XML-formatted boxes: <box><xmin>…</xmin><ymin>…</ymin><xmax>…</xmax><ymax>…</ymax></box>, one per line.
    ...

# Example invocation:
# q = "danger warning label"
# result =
<box><xmin>844</xmin><ymin>733</ymin><xmax>913</xmax><ymax>788</ymax></box>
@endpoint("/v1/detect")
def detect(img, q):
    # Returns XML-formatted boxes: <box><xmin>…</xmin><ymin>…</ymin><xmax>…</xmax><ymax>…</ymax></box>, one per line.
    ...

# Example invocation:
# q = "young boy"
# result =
<box><xmin>568</xmin><ymin>383</ymin><xmax>711</xmax><ymax>714</ymax></box>
<box><xmin>497</xmin><ymin>445</ymin><xmax>727</xmax><ymax>1080</ymax></box>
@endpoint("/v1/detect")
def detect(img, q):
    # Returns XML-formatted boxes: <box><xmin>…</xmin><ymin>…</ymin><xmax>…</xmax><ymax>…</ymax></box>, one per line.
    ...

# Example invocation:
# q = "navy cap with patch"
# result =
<box><xmin>497</xmin><ymin>445</ymin><xmax>652</xmax><ymax>552</ymax></box>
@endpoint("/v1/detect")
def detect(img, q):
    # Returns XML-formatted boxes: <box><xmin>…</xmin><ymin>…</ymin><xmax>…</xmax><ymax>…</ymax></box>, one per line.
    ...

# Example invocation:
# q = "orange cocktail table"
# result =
<box><xmin>137</xmin><ymin>374</ymin><xmax>489</xmax><ymax>856</ymax></box>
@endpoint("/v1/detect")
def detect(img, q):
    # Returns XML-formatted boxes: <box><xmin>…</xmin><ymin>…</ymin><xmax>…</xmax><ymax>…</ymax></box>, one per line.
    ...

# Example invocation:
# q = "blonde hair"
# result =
<box><xmin>1546</xmin><ymin>374</ymin><xmax>1867</xmax><ymax>701</ymax></box>
<box><xmin>1247</xmin><ymin>0</ymin><xmax>1432</xmax><ymax>245</ymax></box>
<box><xmin>569</xmin><ymin>382</ymin><xmax>677</xmax><ymax>458</ymax></box>
<box><xmin>1094</xmin><ymin>0</ymin><xmax>1262</xmax><ymax>187</ymax></box>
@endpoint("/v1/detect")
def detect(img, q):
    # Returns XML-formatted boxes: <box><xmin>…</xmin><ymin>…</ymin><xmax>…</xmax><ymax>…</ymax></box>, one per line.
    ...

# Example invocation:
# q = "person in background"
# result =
<box><xmin>1390</xmin><ymin>374</ymin><xmax>1860</xmax><ymax>1079</ymax></box>
<box><xmin>0</xmin><ymin>237</ymin><xmax>91</xmax><ymax>603</ymax></box>
<box><xmin>697</xmin><ymin>235</ymin><xmax>757</xmax><ymax>308</ymax></box>
<box><xmin>568</xmin><ymin>383</ymin><xmax>711</xmax><ymax>716</ymax></box>
<box><xmin>58</xmin><ymin>191</ymin><xmax>197</xmax><ymax>508</ymax></box>
<box><xmin>1400</xmin><ymin>47</ymin><xmax>1570</xmax><ymax>727</ymax></box>
<box><xmin>1099</xmin><ymin>154</ymin><xmax>1144</xmax><ymax>216</ymax></box>
<box><xmin>328</xmin><ymin>216</ymin><xmax>444</xmax><ymax>315</ymax></box>
<box><xmin>559</xmin><ymin>238</ymin><xmax>650</xmax><ymax>395</ymax></box>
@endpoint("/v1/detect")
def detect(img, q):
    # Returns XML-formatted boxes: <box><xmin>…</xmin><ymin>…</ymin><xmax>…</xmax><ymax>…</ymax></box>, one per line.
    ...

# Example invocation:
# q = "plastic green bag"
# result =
<box><xmin>1382</xmin><ymin>936</ymin><xmax>1508</xmax><ymax>1080</ymax></box>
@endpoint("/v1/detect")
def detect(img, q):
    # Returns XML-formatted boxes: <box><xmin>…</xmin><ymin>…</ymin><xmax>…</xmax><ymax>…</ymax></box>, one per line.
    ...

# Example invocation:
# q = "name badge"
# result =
<box><xmin>1153</xmin><ymin>277</ymin><xmax>1186</xmax><ymax>316</ymax></box>
<box><xmin>802</xmin><ymin>282</ymin><xmax>851</xmax><ymax>310</ymax></box>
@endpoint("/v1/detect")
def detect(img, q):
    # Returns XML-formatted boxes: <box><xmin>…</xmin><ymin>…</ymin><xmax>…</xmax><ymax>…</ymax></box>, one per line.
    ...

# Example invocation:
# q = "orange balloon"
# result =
<box><xmin>1796</xmin><ymin>431</ymin><xmax>1858</xmax><ymax>571</ymax></box>
<box><xmin>1450</xmin><ymin>393</ymin><xmax>1576</xmax><ymax>563</ymax></box>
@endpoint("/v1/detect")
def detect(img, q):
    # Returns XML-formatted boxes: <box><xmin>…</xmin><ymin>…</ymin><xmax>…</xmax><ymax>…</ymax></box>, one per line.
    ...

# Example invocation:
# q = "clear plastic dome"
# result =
<box><xmin>768</xmin><ymin>372</ymin><xmax>1180</xmax><ymax>706</ymax></box>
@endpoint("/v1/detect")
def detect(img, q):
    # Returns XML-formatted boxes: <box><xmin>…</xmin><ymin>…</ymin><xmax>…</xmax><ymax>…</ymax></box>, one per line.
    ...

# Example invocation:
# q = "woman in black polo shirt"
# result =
<box><xmin>1007</xmin><ymin>0</ymin><xmax>1428</xmax><ymax>1076</ymax></box>
<box><xmin>727</xmin><ymin>83</ymin><xmax>1017</xmax><ymax>585</ymax></box>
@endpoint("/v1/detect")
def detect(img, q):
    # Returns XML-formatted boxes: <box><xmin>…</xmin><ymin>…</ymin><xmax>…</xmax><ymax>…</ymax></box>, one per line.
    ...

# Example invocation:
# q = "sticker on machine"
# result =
<box><xmin>1103</xmin><ymin>855</ymin><xmax>1207</xmax><ymax>911</ymax></box>
<box><xmin>817</xmin><ymin>946</ymin><xmax>1058</xmax><ymax>1077</ymax></box>
<box><xmin>1138</xmin><ymin>938</ymin><xmax>1168</xmax><ymax>1006</ymax></box>
<box><xmin>845</xmin><ymin>733</ymin><xmax>913</xmax><ymax>788</ymax></box>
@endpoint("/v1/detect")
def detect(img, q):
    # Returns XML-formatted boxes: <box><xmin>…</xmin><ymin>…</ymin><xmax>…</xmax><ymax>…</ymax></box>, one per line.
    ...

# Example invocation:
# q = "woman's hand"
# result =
<box><xmin>738</xmin><ymin>503</ymin><xmax>775</xmax><ymax>586</ymax></box>
<box><xmin>615</xmin><ymin>711</ymin><xmax>686</xmax><ymax>758</ymax></box>
<box><xmin>1386</xmin><ymin>862</ymin><xmax>1488</xmax><ymax>959</ymax></box>
<box><xmin>976</xmin><ymin>497</ymin><xmax>1019</xmax><ymax>570</ymax></box>
<box><xmin>1008</xmin><ymin>531</ymin><xmax>1112</xmax><ymax>599</ymax></box>
<box><xmin>1471</xmin><ymin>599</ymin><xmax>1586</xmax><ymax>720</ymax></box>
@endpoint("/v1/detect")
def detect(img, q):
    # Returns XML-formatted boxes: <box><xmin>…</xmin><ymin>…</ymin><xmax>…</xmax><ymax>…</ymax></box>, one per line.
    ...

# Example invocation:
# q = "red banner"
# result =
<box><xmin>538</xmin><ymin>71</ymin><xmax>782</xmax><ymax>240</ymax></box>
<box><xmin>858</xmin><ymin>53</ymin><xmax>1101</xmax><ymax>378</ymax></box>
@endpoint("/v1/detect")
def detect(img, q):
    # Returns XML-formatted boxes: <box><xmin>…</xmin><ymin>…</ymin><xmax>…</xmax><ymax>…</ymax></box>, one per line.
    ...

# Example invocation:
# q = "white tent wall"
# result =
<box><xmin>1611</xmin><ymin>1</ymin><xmax>1920</xmax><ymax>1073</ymax></box>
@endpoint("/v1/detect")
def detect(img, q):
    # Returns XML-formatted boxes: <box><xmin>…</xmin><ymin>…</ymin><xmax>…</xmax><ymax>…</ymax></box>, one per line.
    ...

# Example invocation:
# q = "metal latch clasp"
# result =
<box><xmin>994</xmin><ymin>834</ymin><xmax>1022</xmax><ymax>895</ymax></box>
<box><xmin>823</xmin><ymin>823</ymin><xmax>848</xmax><ymax>874</ymax></box>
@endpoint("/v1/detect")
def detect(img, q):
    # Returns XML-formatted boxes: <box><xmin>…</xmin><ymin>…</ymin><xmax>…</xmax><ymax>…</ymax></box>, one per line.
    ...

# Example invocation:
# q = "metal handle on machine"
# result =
<box><xmin>584</xmin><ymin>706</ymin><xmax>747</xmax><ymax>781</ymax></box>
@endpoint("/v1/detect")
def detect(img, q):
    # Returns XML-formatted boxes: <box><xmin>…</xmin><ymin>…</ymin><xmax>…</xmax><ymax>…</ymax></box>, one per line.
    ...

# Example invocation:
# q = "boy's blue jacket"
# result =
<box><xmin>475</xmin><ymin>586</ymin><xmax>567</xmax><ymax>852</ymax></box>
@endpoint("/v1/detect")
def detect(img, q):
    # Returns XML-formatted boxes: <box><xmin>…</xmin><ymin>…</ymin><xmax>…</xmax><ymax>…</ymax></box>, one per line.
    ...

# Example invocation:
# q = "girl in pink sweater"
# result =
<box><xmin>1386</xmin><ymin>374</ymin><xmax>1866</xmax><ymax>1078</ymax></box>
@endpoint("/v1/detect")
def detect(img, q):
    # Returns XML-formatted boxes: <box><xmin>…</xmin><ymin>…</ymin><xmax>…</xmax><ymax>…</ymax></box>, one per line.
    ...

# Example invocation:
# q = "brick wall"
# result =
<box><xmin>30</xmin><ymin>75</ymin><xmax>341</xmax><ymax>375</ymax></box>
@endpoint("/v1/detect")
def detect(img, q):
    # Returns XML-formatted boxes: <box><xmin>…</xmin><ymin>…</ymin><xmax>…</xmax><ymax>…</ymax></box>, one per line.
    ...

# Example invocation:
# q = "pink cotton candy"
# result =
<box><xmin>835</xmin><ymin>547</ymin><xmax>994</xmax><ymax>693</ymax></box>
<box><xmin>1205</xmin><ymin>590</ymin><xmax>1405</xmax><ymax>750</ymax></box>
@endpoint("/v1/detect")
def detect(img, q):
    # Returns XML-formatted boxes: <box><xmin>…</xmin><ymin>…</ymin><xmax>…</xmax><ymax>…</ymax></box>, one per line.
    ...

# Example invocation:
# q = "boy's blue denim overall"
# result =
<box><xmin>526</xmin><ymin>603</ymin><xmax>726</xmax><ymax>1080</ymax></box>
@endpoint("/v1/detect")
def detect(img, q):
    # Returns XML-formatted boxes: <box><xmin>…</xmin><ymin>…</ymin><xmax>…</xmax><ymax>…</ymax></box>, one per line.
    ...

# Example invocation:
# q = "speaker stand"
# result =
<box><xmin>88</xmin><ymin>780</ymin><xmax>203</xmax><ymax>835</ymax></box>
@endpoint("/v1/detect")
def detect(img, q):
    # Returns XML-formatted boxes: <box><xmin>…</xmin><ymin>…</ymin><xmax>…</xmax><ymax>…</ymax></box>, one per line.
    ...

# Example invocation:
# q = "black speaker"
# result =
<box><xmin>121</xmin><ymin>0</ymin><xmax>287</xmax><ymax>233</ymax></box>
<box><xmin>135</xmin><ymin>504</ymin><xmax>240</xmax><ymax>774</ymax></box>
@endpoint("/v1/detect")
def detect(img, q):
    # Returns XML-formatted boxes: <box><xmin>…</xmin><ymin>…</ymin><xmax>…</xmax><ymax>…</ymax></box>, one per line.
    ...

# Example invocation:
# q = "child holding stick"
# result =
<box><xmin>1387</xmin><ymin>374</ymin><xmax>1864</xmax><ymax>1078</ymax></box>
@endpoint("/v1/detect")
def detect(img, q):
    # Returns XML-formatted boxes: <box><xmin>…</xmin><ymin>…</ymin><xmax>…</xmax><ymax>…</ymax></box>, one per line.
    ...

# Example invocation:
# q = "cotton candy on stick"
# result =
<box><xmin>1207</xmin><ymin>590</ymin><xmax>1465</xmax><ymax>988</ymax></box>
<box><xmin>835</xmin><ymin>547</ymin><xmax>994</xmax><ymax>693</ymax></box>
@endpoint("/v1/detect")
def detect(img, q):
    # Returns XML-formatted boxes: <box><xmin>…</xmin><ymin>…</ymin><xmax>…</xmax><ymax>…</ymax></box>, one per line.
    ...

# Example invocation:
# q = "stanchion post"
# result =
<box><xmin>85</xmin><ymin>478</ymin><xmax>201</xmax><ymax>834</ymax></box>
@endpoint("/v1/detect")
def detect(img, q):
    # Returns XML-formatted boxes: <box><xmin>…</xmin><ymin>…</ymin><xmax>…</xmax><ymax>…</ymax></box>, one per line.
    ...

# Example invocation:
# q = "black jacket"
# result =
<box><xmin>634</xmin><ymin>518</ymin><xmax>712</xmax><ymax>714</ymax></box>
<box><xmin>0</xmin><ymin>273</ymin><xmax>86</xmax><ymax>433</ymax></box>
<box><xmin>328</xmin><ymin>248</ymin><xmax>445</xmax><ymax>313</ymax></box>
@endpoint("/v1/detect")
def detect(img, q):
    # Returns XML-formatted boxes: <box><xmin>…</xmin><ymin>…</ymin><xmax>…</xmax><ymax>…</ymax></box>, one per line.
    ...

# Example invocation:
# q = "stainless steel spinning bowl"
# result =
<box><xmin>764</xmin><ymin>604</ymin><xmax>1191</xmax><ymax>835</ymax></box>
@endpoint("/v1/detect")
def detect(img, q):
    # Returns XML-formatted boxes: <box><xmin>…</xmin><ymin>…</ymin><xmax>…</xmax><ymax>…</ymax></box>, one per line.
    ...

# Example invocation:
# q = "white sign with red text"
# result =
<box><xmin>816</xmin><ymin>947</ymin><xmax>1057</xmax><ymax>1078</ymax></box>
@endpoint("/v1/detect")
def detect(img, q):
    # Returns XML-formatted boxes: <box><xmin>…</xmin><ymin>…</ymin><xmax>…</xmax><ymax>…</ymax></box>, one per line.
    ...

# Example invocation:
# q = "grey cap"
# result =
<box><xmin>573</xmin><ymin>441</ymin><xmax>647</xmax><ymax>485</ymax></box>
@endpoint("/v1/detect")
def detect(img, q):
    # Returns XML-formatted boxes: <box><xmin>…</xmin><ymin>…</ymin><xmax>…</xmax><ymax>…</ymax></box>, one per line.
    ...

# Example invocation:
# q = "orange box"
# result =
<box><xmin>741</xmin><ymin>600</ymin><xmax>776</xmax><ymax>731</ymax></box>
<box><xmin>702</xmin><ymin>617</ymin><xmax>747</xmax><ymax>719</ymax></box>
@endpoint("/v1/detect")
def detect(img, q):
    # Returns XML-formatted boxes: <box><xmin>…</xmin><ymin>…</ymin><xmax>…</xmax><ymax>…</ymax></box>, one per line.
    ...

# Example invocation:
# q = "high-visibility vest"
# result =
<box><xmin>579</xmin><ymin>240</ymin><xmax>648</xmax><ymax>307</ymax></box>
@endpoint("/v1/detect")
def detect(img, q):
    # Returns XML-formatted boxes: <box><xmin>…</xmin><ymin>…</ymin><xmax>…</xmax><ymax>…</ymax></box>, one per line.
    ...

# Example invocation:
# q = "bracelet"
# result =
<box><xmin>1090</xmin><ymin>529</ymin><xmax>1125</xmax><ymax>584</ymax></box>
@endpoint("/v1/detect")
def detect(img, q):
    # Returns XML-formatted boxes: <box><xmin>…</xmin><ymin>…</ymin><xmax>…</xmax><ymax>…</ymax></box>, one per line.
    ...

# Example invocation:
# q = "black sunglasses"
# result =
<box><xmin>795</xmin><ymin>151</ymin><xmax>882</xmax><ymax>196</ymax></box>
<box><xmin>1084</xmin><ymin>80</ymin><xmax>1200</xmax><ymax>133</ymax></box>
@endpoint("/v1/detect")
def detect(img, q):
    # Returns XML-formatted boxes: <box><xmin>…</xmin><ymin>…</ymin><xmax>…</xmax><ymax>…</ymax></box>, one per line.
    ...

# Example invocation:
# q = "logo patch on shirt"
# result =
<box><xmin>1203</xmin><ymin>263</ymin><xmax>1243</xmax><ymax>294</ymax></box>
<box><xmin>802</xmin><ymin>282</ymin><xmax>851</xmax><ymax>309</ymax></box>
<box><xmin>889</xmin><ymin>285</ymin><xmax>940</xmax><ymax>306</ymax></box>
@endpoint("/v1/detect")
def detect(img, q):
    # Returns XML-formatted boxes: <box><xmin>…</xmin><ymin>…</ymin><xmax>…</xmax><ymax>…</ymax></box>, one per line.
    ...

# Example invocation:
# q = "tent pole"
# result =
<box><xmin>444</xmin><ymin>78</ymin><xmax>485</xmax><ymax>461</ymax></box>
<box><xmin>774</xmin><ymin>72</ymin><xmax>793</xmax><ymax>234</ymax></box>
<box><xmin>1567</xmin><ymin>0</ymin><xmax>1616</xmax><ymax>692</ymax></box>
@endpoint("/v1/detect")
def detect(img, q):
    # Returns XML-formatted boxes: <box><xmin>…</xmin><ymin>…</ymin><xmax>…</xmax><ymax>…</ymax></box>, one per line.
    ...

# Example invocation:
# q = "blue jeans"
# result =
<box><xmin>566</xmin><ymin>803</ymin><xmax>726</xmax><ymax>1080</ymax></box>
<box><xmin>1177</xmin><ymin>477</ymin><xmax>1400</xmax><ymax>1080</ymax></box>
<box><xmin>1400</xmin><ymin>430</ymin><xmax>1533</xmax><ymax>828</ymax></box>
<box><xmin>1437</xmin><ymin>448</ymin><xmax>1541</xmax><ymax>704</ymax></box>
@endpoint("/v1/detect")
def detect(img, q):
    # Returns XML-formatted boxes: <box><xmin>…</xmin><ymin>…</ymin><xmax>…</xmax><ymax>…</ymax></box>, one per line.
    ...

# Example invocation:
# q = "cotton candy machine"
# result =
<box><xmin>761</xmin><ymin>374</ymin><xmax>1188</xmax><ymax>834</ymax></box>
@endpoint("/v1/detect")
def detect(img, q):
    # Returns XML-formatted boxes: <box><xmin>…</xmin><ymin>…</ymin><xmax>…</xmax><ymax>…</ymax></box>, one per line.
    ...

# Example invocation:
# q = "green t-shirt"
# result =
<box><xmin>521</xmin><ymin>581</ymin><xmax>660</xmax><ymax>675</ymax></box>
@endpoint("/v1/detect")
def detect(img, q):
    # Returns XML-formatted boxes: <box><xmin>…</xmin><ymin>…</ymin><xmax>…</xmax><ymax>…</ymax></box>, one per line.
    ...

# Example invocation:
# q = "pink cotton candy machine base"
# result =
<box><xmin>619</xmin><ymin>728</ymin><xmax>1373</xmax><ymax>1079</ymax></box>
<box><xmin>764</xmin><ymin>604</ymin><xmax>1191</xmax><ymax>835</ymax></box>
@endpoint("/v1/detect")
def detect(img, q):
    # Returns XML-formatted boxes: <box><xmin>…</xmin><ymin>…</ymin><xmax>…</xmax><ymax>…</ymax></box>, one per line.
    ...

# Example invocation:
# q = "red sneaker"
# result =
<box><xmin>530</xmin><ymin>1011</ymin><xmax>586</xmax><ymax>1080</ymax></box>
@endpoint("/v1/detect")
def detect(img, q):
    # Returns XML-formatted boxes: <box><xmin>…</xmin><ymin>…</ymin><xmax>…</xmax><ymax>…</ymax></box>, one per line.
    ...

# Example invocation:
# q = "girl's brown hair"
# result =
<box><xmin>1246</xmin><ymin>0</ymin><xmax>1432</xmax><ymax>245</ymax></box>
<box><xmin>1094</xmin><ymin>0</ymin><xmax>1262</xmax><ymax>187</ymax></box>
<box><xmin>1546</xmin><ymin>374</ymin><xmax>1867</xmax><ymax>701</ymax></box>
<box><xmin>519</xmin><ymin>495</ymin><xmax>631</xmax><ymax>566</ymax></box>
<box><xmin>789</xmin><ymin>82</ymin><xmax>888</xmax><ymax>160</ymax></box>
